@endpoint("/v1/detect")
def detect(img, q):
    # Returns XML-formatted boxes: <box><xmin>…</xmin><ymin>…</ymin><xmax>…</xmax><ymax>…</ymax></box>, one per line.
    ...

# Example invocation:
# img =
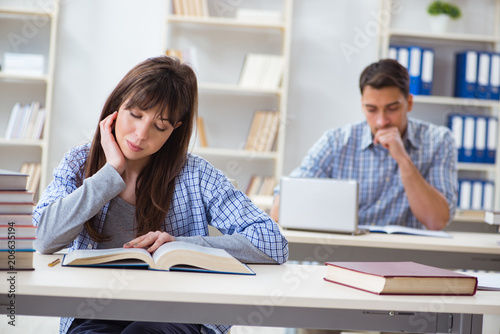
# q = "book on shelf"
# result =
<box><xmin>196</xmin><ymin>116</ymin><xmax>208</xmax><ymax>147</ymax></box>
<box><xmin>0</xmin><ymin>169</ymin><xmax>29</xmax><ymax>191</ymax></box>
<box><xmin>20</xmin><ymin>162</ymin><xmax>42</xmax><ymax>194</ymax></box>
<box><xmin>0</xmin><ymin>214</ymin><xmax>33</xmax><ymax>226</ymax></box>
<box><xmin>165</xmin><ymin>47</ymin><xmax>198</xmax><ymax>73</ymax></box>
<box><xmin>357</xmin><ymin>224</ymin><xmax>451</xmax><ymax>238</ymax></box>
<box><xmin>172</xmin><ymin>0</ymin><xmax>209</xmax><ymax>17</ymax></box>
<box><xmin>4</xmin><ymin>102</ymin><xmax>45</xmax><ymax>140</ymax></box>
<box><xmin>324</xmin><ymin>261</ymin><xmax>478</xmax><ymax>296</ymax></box>
<box><xmin>238</xmin><ymin>53</ymin><xmax>284</xmax><ymax>90</ymax></box>
<box><xmin>244</xmin><ymin>110</ymin><xmax>280</xmax><ymax>152</ymax></box>
<box><xmin>246</xmin><ymin>175</ymin><xmax>276</xmax><ymax>197</ymax></box>
<box><xmin>62</xmin><ymin>241</ymin><xmax>255</xmax><ymax>275</ymax></box>
<box><xmin>3</xmin><ymin>53</ymin><xmax>44</xmax><ymax>76</ymax></box>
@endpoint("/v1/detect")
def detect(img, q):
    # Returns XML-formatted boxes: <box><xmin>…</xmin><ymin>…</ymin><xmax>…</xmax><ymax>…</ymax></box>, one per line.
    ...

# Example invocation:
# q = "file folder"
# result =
<box><xmin>408</xmin><ymin>46</ymin><xmax>422</xmax><ymax>95</ymax></box>
<box><xmin>454</xmin><ymin>51</ymin><xmax>478</xmax><ymax>99</ymax></box>
<box><xmin>420</xmin><ymin>48</ymin><xmax>434</xmax><ymax>96</ymax></box>
<box><xmin>448</xmin><ymin>114</ymin><xmax>464</xmax><ymax>162</ymax></box>
<box><xmin>462</xmin><ymin>115</ymin><xmax>475</xmax><ymax>162</ymax></box>
<box><xmin>483</xmin><ymin>180</ymin><xmax>495</xmax><ymax>211</ymax></box>
<box><xmin>490</xmin><ymin>52</ymin><xmax>500</xmax><ymax>100</ymax></box>
<box><xmin>474</xmin><ymin>116</ymin><xmax>487</xmax><ymax>163</ymax></box>
<box><xmin>458</xmin><ymin>179</ymin><xmax>472</xmax><ymax>210</ymax></box>
<box><xmin>476</xmin><ymin>52</ymin><xmax>491</xmax><ymax>99</ymax></box>
<box><xmin>486</xmin><ymin>116</ymin><xmax>498</xmax><ymax>164</ymax></box>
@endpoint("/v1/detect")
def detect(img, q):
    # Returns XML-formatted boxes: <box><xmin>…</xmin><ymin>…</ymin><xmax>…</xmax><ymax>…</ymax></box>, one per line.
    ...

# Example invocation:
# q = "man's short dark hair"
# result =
<box><xmin>359</xmin><ymin>59</ymin><xmax>410</xmax><ymax>97</ymax></box>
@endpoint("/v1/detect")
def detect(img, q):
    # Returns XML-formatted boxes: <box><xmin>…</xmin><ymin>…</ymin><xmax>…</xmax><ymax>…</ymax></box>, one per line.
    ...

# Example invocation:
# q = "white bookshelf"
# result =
<box><xmin>0</xmin><ymin>1</ymin><xmax>59</xmax><ymax>195</ymax></box>
<box><xmin>164</xmin><ymin>0</ymin><xmax>293</xmax><ymax>211</ymax></box>
<box><xmin>378</xmin><ymin>0</ymin><xmax>500</xmax><ymax>218</ymax></box>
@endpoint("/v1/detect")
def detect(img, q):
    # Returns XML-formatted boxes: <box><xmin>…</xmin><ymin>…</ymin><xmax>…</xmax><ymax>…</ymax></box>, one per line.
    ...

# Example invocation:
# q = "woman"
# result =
<box><xmin>34</xmin><ymin>56</ymin><xmax>288</xmax><ymax>334</ymax></box>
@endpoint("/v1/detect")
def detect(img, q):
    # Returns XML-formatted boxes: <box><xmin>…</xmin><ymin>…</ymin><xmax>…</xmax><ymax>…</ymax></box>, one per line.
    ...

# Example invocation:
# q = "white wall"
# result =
<box><xmin>47</xmin><ymin>0</ymin><xmax>380</xmax><ymax>184</ymax></box>
<box><xmin>49</xmin><ymin>0</ymin><xmax>497</xmax><ymax>185</ymax></box>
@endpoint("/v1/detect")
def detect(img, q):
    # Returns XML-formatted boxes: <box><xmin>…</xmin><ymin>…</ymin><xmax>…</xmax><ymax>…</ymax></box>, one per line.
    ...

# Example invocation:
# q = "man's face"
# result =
<box><xmin>361</xmin><ymin>86</ymin><xmax>413</xmax><ymax>137</ymax></box>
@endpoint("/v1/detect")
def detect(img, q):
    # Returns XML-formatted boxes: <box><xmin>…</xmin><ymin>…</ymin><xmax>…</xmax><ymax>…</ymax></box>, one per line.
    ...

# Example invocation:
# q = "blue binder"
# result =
<box><xmin>490</xmin><ymin>52</ymin><xmax>500</xmax><ymax>100</ymax></box>
<box><xmin>447</xmin><ymin>114</ymin><xmax>464</xmax><ymax>162</ymax></box>
<box><xmin>474</xmin><ymin>115</ymin><xmax>487</xmax><ymax>163</ymax></box>
<box><xmin>476</xmin><ymin>52</ymin><xmax>491</xmax><ymax>99</ymax></box>
<box><xmin>454</xmin><ymin>51</ymin><xmax>478</xmax><ymax>99</ymax></box>
<box><xmin>482</xmin><ymin>180</ymin><xmax>495</xmax><ymax>211</ymax></box>
<box><xmin>486</xmin><ymin>116</ymin><xmax>498</xmax><ymax>164</ymax></box>
<box><xmin>408</xmin><ymin>46</ymin><xmax>422</xmax><ymax>95</ymax></box>
<box><xmin>458</xmin><ymin>179</ymin><xmax>472</xmax><ymax>210</ymax></box>
<box><xmin>397</xmin><ymin>46</ymin><xmax>410</xmax><ymax>70</ymax></box>
<box><xmin>420</xmin><ymin>48</ymin><xmax>434</xmax><ymax>95</ymax></box>
<box><xmin>461</xmin><ymin>115</ymin><xmax>475</xmax><ymax>163</ymax></box>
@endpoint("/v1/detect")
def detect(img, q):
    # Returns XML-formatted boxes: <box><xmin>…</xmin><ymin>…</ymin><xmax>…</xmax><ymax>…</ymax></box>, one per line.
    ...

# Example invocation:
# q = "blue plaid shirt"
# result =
<box><xmin>34</xmin><ymin>143</ymin><xmax>288</xmax><ymax>334</ymax></box>
<box><xmin>286</xmin><ymin>118</ymin><xmax>458</xmax><ymax>229</ymax></box>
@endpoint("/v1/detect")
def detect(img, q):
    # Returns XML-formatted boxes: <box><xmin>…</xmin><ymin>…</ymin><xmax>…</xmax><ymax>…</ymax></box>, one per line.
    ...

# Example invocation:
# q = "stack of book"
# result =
<box><xmin>172</xmin><ymin>0</ymin><xmax>209</xmax><ymax>17</ymax></box>
<box><xmin>4</xmin><ymin>102</ymin><xmax>46</xmax><ymax>140</ymax></box>
<box><xmin>239</xmin><ymin>53</ymin><xmax>284</xmax><ymax>90</ymax></box>
<box><xmin>0</xmin><ymin>169</ymin><xmax>36</xmax><ymax>270</ymax></box>
<box><xmin>246</xmin><ymin>175</ymin><xmax>276</xmax><ymax>197</ymax></box>
<box><xmin>165</xmin><ymin>48</ymin><xmax>198</xmax><ymax>73</ymax></box>
<box><xmin>244</xmin><ymin>110</ymin><xmax>280</xmax><ymax>152</ymax></box>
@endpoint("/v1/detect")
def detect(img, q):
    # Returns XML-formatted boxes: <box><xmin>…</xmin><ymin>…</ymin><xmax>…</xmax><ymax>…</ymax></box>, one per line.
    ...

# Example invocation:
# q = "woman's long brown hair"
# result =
<box><xmin>81</xmin><ymin>56</ymin><xmax>198</xmax><ymax>242</ymax></box>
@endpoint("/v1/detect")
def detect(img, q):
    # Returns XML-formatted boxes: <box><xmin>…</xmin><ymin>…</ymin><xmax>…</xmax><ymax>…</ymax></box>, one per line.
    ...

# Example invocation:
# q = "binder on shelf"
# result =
<box><xmin>490</xmin><ymin>52</ymin><xmax>500</xmax><ymax>100</ymax></box>
<box><xmin>388</xmin><ymin>46</ymin><xmax>398</xmax><ymax>60</ymax></box>
<box><xmin>408</xmin><ymin>46</ymin><xmax>422</xmax><ymax>95</ymax></box>
<box><xmin>476</xmin><ymin>52</ymin><xmax>491</xmax><ymax>100</ymax></box>
<box><xmin>483</xmin><ymin>180</ymin><xmax>495</xmax><ymax>211</ymax></box>
<box><xmin>474</xmin><ymin>116</ymin><xmax>487</xmax><ymax>163</ymax></box>
<box><xmin>447</xmin><ymin>114</ymin><xmax>463</xmax><ymax>162</ymax></box>
<box><xmin>420</xmin><ymin>48</ymin><xmax>434</xmax><ymax>96</ymax></box>
<box><xmin>486</xmin><ymin>116</ymin><xmax>498</xmax><ymax>164</ymax></box>
<box><xmin>397</xmin><ymin>46</ymin><xmax>409</xmax><ymax>70</ymax></box>
<box><xmin>461</xmin><ymin>115</ymin><xmax>475</xmax><ymax>163</ymax></box>
<box><xmin>454</xmin><ymin>51</ymin><xmax>478</xmax><ymax>99</ymax></box>
<box><xmin>458</xmin><ymin>179</ymin><xmax>472</xmax><ymax>210</ymax></box>
<box><xmin>471</xmin><ymin>180</ymin><xmax>484</xmax><ymax>210</ymax></box>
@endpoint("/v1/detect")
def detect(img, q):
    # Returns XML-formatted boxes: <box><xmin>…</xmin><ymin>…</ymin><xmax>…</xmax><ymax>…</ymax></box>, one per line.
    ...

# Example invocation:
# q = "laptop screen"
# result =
<box><xmin>278</xmin><ymin>177</ymin><xmax>361</xmax><ymax>234</ymax></box>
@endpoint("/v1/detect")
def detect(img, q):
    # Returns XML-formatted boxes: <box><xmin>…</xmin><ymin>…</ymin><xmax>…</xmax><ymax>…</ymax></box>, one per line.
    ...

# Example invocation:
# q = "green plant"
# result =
<box><xmin>427</xmin><ymin>1</ymin><xmax>462</xmax><ymax>19</ymax></box>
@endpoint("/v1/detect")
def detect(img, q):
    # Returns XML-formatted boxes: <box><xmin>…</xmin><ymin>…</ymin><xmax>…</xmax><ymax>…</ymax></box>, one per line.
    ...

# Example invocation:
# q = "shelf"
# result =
<box><xmin>166</xmin><ymin>15</ymin><xmax>285</xmax><ymax>30</ymax></box>
<box><xmin>388</xmin><ymin>29</ymin><xmax>500</xmax><ymax>44</ymax></box>
<box><xmin>192</xmin><ymin>147</ymin><xmax>278</xmax><ymax>160</ymax></box>
<box><xmin>0</xmin><ymin>138</ymin><xmax>44</xmax><ymax>147</ymax></box>
<box><xmin>198</xmin><ymin>82</ymin><xmax>282</xmax><ymax>95</ymax></box>
<box><xmin>458</xmin><ymin>163</ymin><xmax>497</xmax><ymax>172</ymax></box>
<box><xmin>0</xmin><ymin>72</ymin><xmax>48</xmax><ymax>83</ymax></box>
<box><xmin>412</xmin><ymin>95</ymin><xmax>500</xmax><ymax>108</ymax></box>
<box><xmin>0</xmin><ymin>7</ymin><xmax>55</xmax><ymax>17</ymax></box>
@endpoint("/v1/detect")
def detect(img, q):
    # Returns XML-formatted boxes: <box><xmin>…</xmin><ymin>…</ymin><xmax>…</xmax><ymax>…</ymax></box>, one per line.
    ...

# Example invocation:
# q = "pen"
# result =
<box><xmin>48</xmin><ymin>258</ymin><xmax>61</xmax><ymax>267</ymax></box>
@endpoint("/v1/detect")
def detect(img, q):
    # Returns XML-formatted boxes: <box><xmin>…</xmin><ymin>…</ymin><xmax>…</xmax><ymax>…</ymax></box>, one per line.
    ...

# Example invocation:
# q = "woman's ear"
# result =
<box><xmin>174</xmin><ymin>121</ymin><xmax>182</xmax><ymax>129</ymax></box>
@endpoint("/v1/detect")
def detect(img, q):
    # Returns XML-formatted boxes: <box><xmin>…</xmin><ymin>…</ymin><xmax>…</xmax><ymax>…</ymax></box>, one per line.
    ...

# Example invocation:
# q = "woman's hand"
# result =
<box><xmin>124</xmin><ymin>231</ymin><xmax>176</xmax><ymax>253</ymax></box>
<box><xmin>100</xmin><ymin>111</ymin><xmax>126</xmax><ymax>174</ymax></box>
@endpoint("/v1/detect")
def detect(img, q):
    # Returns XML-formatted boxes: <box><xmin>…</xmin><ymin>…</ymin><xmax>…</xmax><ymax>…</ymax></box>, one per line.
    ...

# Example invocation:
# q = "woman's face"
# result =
<box><xmin>114</xmin><ymin>101</ymin><xmax>181</xmax><ymax>166</ymax></box>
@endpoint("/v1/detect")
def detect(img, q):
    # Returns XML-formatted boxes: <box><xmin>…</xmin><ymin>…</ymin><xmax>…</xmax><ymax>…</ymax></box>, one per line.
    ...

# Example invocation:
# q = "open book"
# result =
<box><xmin>62</xmin><ymin>241</ymin><xmax>255</xmax><ymax>275</ymax></box>
<box><xmin>358</xmin><ymin>224</ymin><xmax>450</xmax><ymax>238</ymax></box>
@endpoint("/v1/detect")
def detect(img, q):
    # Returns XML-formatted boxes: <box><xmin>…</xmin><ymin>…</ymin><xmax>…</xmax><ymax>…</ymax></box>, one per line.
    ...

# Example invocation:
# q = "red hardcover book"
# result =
<box><xmin>324</xmin><ymin>261</ymin><xmax>477</xmax><ymax>296</ymax></box>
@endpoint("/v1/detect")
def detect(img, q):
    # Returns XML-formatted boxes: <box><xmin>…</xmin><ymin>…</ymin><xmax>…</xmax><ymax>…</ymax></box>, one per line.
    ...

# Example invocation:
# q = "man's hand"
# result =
<box><xmin>124</xmin><ymin>231</ymin><xmax>176</xmax><ymax>253</ymax></box>
<box><xmin>373</xmin><ymin>126</ymin><xmax>409</xmax><ymax>165</ymax></box>
<box><xmin>100</xmin><ymin>111</ymin><xmax>127</xmax><ymax>174</ymax></box>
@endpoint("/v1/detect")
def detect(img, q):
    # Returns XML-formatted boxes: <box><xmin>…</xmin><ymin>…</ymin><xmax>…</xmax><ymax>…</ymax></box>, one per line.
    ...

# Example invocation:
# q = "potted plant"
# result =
<box><xmin>427</xmin><ymin>1</ymin><xmax>462</xmax><ymax>33</ymax></box>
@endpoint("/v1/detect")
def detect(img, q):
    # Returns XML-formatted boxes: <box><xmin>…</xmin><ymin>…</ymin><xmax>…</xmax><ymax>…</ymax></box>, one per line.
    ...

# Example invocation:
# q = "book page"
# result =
<box><xmin>62</xmin><ymin>247</ymin><xmax>153</xmax><ymax>267</ymax></box>
<box><xmin>358</xmin><ymin>225</ymin><xmax>451</xmax><ymax>238</ymax></box>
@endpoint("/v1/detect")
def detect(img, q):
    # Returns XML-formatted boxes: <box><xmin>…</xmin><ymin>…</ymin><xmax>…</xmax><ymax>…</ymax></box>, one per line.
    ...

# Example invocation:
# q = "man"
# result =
<box><xmin>271</xmin><ymin>59</ymin><xmax>457</xmax><ymax>230</ymax></box>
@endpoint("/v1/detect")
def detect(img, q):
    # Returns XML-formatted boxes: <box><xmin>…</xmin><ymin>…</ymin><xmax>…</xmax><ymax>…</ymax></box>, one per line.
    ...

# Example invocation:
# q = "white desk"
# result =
<box><xmin>1</xmin><ymin>254</ymin><xmax>499</xmax><ymax>333</ymax></box>
<box><xmin>282</xmin><ymin>230</ymin><xmax>500</xmax><ymax>271</ymax></box>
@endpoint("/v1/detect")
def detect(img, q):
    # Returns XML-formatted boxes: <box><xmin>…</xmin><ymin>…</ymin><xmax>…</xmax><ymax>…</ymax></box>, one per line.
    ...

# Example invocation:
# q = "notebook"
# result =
<box><xmin>279</xmin><ymin>177</ymin><xmax>365</xmax><ymax>235</ymax></box>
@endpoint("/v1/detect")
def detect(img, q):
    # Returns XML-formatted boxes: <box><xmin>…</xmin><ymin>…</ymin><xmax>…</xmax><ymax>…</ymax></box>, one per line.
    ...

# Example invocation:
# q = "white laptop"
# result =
<box><xmin>278</xmin><ymin>177</ymin><xmax>365</xmax><ymax>235</ymax></box>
